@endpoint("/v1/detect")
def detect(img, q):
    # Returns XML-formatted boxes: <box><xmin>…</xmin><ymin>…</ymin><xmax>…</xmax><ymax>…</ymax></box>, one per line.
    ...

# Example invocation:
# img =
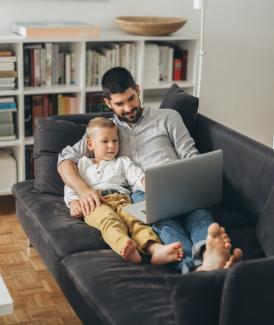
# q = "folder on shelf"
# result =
<box><xmin>12</xmin><ymin>22</ymin><xmax>100</xmax><ymax>38</ymax></box>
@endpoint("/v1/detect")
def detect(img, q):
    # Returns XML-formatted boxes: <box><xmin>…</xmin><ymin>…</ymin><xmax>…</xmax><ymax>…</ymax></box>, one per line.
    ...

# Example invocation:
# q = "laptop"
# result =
<box><xmin>123</xmin><ymin>150</ymin><xmax>223</xmax><ymax>224</ymax></box>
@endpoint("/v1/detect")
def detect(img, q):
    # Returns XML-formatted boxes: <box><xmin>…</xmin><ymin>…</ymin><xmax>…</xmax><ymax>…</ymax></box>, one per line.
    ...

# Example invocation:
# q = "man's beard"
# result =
<box><xmin>117</xmin><ymin>106</ymin><xmax>143</xmax><ymax>124</ymax></box>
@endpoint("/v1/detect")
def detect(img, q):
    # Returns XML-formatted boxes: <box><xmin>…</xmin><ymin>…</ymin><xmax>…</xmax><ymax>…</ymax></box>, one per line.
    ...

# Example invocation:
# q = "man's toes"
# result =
<box><xmin>233</xmin><ymin>248</ymin><xmax>243</xmax><ymax>261</ymax></box>
<box><xmin>208</xmin><ymin>223</ymin><xmax>221</xmax><ymax>237</ymax></box>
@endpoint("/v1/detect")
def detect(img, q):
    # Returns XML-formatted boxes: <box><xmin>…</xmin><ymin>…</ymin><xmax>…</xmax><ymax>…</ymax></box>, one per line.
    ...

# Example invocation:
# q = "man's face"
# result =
<box><xmin>104</xmin><ymin>86</ymin><xmax>142</xmax><ymax>124</ymax></box>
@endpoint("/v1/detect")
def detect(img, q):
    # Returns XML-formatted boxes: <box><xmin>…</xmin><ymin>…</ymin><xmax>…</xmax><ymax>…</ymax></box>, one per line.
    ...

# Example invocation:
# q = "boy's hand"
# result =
<box><xmin>69</xmin><ymin>200</ymin><xmax>84</xmax><ymax>219</ymax></box>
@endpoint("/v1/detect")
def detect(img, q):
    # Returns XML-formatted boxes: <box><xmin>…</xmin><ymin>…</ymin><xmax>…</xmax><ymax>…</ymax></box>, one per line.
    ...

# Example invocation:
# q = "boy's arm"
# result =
<box><xmin>58</xmin><ymin>136</ymin><xmax>101</xmax><ymax>215</ymax></box>
<box><xmin>122</xmin><ymin>157</ymin><xmax>145</xmax><ymax>191</ymax></box>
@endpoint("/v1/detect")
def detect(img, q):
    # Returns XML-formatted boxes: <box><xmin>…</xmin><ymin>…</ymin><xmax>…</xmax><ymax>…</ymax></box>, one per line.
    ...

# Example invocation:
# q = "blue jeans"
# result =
<box><xmin>131</xmin><ymin>191</ymin><xmax>214</xmax><ymax>273</ymax></box>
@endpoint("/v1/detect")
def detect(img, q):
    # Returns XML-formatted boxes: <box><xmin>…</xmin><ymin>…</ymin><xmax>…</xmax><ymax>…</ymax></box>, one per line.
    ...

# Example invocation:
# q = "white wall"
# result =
<box><xmin>1</xmin><ymin>0</ymin><xmax>273</xmax><ymax>147</ymax></box>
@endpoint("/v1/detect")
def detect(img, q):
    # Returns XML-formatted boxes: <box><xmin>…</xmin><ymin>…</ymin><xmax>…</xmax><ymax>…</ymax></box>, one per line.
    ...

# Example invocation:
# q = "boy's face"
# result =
<box><xmin>87</xmin><ymin>127</ymin><xmax>119</xmax><ymax>162</ymax></box>
<box><xmin>104</xmin><ymin>86</ymin><xmax>142</xmax><ymax>124</ymax></box>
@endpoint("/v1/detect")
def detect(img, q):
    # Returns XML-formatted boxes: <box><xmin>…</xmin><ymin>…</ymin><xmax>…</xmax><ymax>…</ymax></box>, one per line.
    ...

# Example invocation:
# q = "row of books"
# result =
<box><xmin>86</xmin><ymin>92</ymin><xmax>111</xmax><ymax>113</ymax></box>
<box><xmin>144</xmin><ymin>43</ymin><xmax>188</xmax><ymax>84</ymax></box>
<box><xmin>0</xmin><ymin>50</ymin><xmax>17</xmax><ymax>90</ymax></box>
<box><xmin>25</xmin><ymin>94</ymin><xmax>78</xmax><ymax>136</ymax></box>
<box><xmin>0</xmin><ymin>97</ymin><xmax>17</xmax><ymax>141</ymax></box>
<box><xmin>86</xmin><ymin>42</ymin><xmax>137</xmax><ymax>87</ymax></box>
<box><xmin>24</xmin><ymin>43</ymin><xmax>75</xmax><ymax>87</ymax></box>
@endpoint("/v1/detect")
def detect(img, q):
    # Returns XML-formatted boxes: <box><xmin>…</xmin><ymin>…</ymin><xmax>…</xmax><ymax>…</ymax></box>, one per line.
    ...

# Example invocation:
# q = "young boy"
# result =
<box><xmin>64</xmin><ymin>117</ymin><xmax>183</xmax><ymax>265</ymax></box>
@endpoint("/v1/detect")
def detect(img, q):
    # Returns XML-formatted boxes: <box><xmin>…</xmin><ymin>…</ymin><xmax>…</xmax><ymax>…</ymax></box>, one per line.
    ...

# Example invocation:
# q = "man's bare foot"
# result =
<box><xmin>197</xmin><ymin>223</ymin><xmax>231</xmax><ymax>272</ymax></box>
<box><xmin>120</xmin><ymin>238</ymin><xmax>142</xmax><ymax>264</ymax></box>
<box><xmin>224</xmin><ymin>248</ymin><xmax>243</xmax><ymax>268</ymax></box>
<box><xmin>148</xmin><ymin>241</ymin><xmax>183</xmax><ymax>265</ymax></box>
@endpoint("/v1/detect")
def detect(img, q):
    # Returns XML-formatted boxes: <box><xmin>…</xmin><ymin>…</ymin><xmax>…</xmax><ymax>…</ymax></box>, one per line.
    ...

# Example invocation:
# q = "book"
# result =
<box><xmin>0</xmin><ymin>102</ymin><xmax>16</xmax><ymax>109</ymax></box>
<box><xmin>0</xmin><ymin>50</ymin><xmax>13</xmax><ymax>57</ymax></box>
<box><xmin>0</xmin><ymin>77</ymin><xmax>16</xmax><ymax>84</ymax></box>
<box><xmin>12</xmin><ymin>22</ymin><xmax>100</xmax><ymax>38</ymax></box>
<box><xmin>0</xmin><ymin>111</ymin><xmax>14</xmax><ymax>124</ymax></box>
<box><xmin>0</xmin><ymin>71</ymin><xmax>17</xmax><ymax>78</ymax></box>
<box><xmin>0</xmin><ymin>134</ymin><xmax>16</xmax><ymax>141</ymax></box>
<box><xmin>0</xmin><ymin>62</ymin><xmax>15</xmax><ymax>71</ymax></box>
<box><xmin>0</xmin><ymin>56</ymin><xmax>16</xmax><ymax>62</ymax></box>
<box><xmin>0</xmin><ymin>97</ymin><xmax>15</xmax><ymax>103</ymax></box>
<box><xmin>0</xmin><ymin>123</ymin><xmax>15</xmax><ymax>136</ymax></box>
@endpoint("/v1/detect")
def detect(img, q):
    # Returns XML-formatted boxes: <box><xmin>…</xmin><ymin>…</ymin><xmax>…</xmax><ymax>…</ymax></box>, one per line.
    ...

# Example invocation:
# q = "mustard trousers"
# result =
<box><xmin>84</xmin><ymin>194</ymin><xmax>161</xmax><ymax>256</ymax></box>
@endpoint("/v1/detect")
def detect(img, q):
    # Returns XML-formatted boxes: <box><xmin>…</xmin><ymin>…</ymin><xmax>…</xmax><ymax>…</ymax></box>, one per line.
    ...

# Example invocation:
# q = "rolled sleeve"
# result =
<box><xmin>64</xmin><ymin>184</ymin><xmax>79</xmax><ymax>208</ymax></box>
<box><xmin>57</xmin><ymin>135</ymin><xmax>88</xmax><ymax>167</ymax></box>
<box><xmin>167</xmin><ymin>110</ymin><xmax>199</xmax><ymax>159</ymax></box>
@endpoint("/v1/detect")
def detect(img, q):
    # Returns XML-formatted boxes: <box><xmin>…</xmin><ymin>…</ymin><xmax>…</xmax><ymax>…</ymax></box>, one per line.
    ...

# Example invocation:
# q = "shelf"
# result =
<box><xmin>0</xmin><ymin>31</ymin><xmax>199</xmax><ymax>196</ymax></box>
<box><xmin>24</xmin><ymin>85</ymin><xmax>81</xmax><ymax>95</ymax></box>
<box><xmin>144</xmin><ymin>81</ymin><xmax>194</xmax><ymax>90</ymax></box>
<box><xmin>0</xmin><ymin>139</ymin><xmax>20</xmax><ymax>147</ymax></box>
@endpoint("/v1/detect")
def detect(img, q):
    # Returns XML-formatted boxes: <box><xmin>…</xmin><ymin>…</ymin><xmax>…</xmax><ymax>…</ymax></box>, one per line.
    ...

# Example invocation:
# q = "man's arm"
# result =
<box><xmin>167</xmin><ymin>109</ymin><xmax>199</xmax><ymax>159</ymax></box>
<box><xmin>57</xmin><ymin>137</ymin><xmax>101</xmax><ymax>215</ymax></box>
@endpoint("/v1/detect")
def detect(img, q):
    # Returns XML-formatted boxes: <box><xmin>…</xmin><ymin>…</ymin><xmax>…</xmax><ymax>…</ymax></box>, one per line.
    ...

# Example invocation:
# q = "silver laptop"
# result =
<box><xmin>123</xmin><ymin>150</ymin><xmax>223</xmax><ymax>224</ymax></box>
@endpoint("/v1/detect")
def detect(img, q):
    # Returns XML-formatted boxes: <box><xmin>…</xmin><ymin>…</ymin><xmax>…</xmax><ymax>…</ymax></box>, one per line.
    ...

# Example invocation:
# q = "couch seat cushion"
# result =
<box><xmin>13</xmin><ymin>181</ymin><xmax>108</xmax><ymax>260</ymax></box>
<box><xmin>61</xmin><ymin>250</ymin><xmax>227</xmax><ymax>325</ymax></box>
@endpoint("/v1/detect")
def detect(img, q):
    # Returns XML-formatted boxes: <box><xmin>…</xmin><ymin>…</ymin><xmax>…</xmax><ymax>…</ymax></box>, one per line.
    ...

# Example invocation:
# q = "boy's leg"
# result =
<box><xmin>116</xmin><ymin>201</ymin><xmax>183</xmax><ymax>265</ymax></box>
<box><xmin>84</xmin><ymin>201</ymin><xmax>141</xmax><ymax>263</ymax></box>
<box><xmin>152</xmin><ymin>218</ymin><xmax>201</xmax><ymax>272</ymax></box>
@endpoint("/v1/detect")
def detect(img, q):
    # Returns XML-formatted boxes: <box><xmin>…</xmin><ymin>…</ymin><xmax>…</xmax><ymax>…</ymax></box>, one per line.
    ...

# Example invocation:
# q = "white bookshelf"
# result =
<box><xmin>0</xmin><ymin>30</ymin><xmax>199</xmax><ymax>195</ymax></box>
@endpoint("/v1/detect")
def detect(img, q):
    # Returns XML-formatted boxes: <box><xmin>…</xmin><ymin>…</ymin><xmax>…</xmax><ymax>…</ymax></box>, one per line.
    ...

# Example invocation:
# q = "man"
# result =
<box><xmin>58</xmin><ymin>67</ymin><xmax>242</xmax><ymax>273</ymax></box>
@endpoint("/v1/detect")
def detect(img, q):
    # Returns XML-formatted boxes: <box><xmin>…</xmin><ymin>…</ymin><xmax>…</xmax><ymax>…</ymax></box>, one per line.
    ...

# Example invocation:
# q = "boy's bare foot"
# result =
<box><xmin>224</xmin><ymin>248</ymin><xmax>243</xmax><ymax>268</ymax></box>
<box><xmin>120</xmin><ymin>238</ymin><xmax>142</xmax><ymax>264</ymax></box>
<box><xmin>197</xmin><ymin>223</ymin><xmax>231</xmax><ymax>272</ymax></box>
<box><xmin>148</xmin><ymin>242</ymin><xmax>183</xmax><ymax>265</ymax></box>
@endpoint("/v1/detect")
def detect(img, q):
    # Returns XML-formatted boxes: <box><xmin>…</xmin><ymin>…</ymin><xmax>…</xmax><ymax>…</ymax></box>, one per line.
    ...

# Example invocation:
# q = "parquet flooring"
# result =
<box><xmin>0</xmin><ymin>196</ymin><xmax>82</xmax><ymax>325</ymax></box>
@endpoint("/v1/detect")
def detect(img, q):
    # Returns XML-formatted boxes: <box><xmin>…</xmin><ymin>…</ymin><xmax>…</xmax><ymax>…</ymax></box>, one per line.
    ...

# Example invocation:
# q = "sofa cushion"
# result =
<box><xmin>13</xmin><ymin>181</ymin><xmax>109</xmax><ymax>260</ymax></box>
<box><xmin>33</xmin><ymin>118</ymin><xmax>86</xmax><ymax>195</ymax></box>
<box><xmin>61</xmin><ymin>250</ymin><xmax>226</xmax><ymax>325</ymax></box>
<box><xmin>160</xmin><ymin>84</ymin><xmax>199</xmax><ymax>135</ymax></box>
<box><xmin>256</xmin><ymin>186</ymin><xmax>274</xmax><ymax>256</ymax></box>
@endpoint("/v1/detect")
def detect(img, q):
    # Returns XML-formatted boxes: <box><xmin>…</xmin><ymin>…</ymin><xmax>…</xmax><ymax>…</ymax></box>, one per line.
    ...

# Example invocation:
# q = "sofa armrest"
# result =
<box><xmin>219</xmin><ymin>257</ymin><xmax>274</xmax><ymax>325</ymax></box>
<box><xmin>194</xmin><ymin>114</ymin><xmax>274</xmax><ymax>225</ymax></box>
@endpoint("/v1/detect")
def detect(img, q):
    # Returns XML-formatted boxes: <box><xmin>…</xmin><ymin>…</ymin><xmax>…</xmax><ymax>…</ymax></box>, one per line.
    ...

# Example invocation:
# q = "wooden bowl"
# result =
<box><xmin>115</xmin><ymin>16</ymin><xmax>187</xmax><ymax>36</ymax></box>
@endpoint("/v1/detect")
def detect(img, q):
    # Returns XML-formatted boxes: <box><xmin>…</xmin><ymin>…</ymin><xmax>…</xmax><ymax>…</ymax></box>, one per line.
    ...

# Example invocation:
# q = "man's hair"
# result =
<box><xmin>86</xmin><ymin>117</ymin><xmax>117</xmax><ymax>139</ymax></box>
<box><xmin>102</xmin><ymin>67</ymin><xmax>136</xmax><ymax>99</ymax></box>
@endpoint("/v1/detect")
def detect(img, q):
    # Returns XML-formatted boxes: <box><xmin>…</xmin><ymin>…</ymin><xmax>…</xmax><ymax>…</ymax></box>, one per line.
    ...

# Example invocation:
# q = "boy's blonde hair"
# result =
<box><xmin>86</xmin><ymin>117</ymin><xmax>117</xmax><ymax>139</ymax></box>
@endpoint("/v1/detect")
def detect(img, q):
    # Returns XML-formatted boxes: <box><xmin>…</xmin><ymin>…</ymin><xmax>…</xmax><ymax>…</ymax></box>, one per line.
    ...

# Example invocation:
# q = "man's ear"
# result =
<box><xmin>135</xmin><ymin>84</ymin><xmax>140</xmax><ymax>96</ymax></box>
<box><xmin>104</xmin><ymin>98</ymin><xmax>112</xmax><ymax>109</ymax></box>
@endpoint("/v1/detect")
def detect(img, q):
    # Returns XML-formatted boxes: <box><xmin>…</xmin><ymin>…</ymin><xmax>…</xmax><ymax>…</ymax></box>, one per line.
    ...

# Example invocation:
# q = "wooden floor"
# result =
<box><xmin>0</xmin><ymin>196</ymin><xmax>82</xmax><ymax>325</ymax></box>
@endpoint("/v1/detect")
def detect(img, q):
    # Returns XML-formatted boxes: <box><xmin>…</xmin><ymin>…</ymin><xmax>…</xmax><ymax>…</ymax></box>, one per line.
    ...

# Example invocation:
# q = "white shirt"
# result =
<box><xmin>64</xmin><ymin>156</ymin><xmax>144</xmax><ymax>207</ymax></box>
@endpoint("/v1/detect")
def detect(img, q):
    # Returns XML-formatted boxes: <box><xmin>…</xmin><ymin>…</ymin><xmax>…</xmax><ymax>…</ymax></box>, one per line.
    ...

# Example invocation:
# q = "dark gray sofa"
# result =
<box><xmin>12</xmin><ymin>85</ymin><xmax>274</xmax><ymax>325</ymax></box>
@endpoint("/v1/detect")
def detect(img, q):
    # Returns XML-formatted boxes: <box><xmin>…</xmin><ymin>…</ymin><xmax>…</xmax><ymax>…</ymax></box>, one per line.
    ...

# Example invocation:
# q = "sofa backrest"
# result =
<box><xmin>194</xmin><ymin>114</ymin><xmax>274</xmax><ymax>225</ymax></box>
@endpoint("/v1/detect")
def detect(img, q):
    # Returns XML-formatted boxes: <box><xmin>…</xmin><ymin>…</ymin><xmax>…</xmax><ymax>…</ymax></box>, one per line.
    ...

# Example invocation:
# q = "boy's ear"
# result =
<box><xmin>86</xmin><ymin>138</ymin><xmax>94</xmax><ymax>151</ymax></box>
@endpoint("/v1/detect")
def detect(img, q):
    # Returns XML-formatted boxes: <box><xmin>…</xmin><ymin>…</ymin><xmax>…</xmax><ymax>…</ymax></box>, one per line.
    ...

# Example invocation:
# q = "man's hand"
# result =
<box><xmin>78</xmin><ymin>187</ymin><xmax>104</xmax><ymax>216</ymax></box>
<box><xmin>69</xmin><ymin>200</ymin><xmax>84</xmax><ymax>219</ymax></box>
